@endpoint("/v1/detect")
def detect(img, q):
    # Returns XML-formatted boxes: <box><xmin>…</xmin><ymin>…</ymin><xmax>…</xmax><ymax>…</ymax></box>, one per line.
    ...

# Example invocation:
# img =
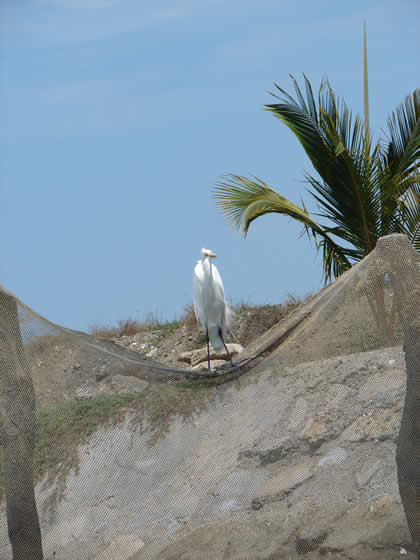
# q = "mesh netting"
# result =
<box><xmin>0</xmin><ymin>233</ymin><xmax>418</xmax><ymax>560</ymax></box>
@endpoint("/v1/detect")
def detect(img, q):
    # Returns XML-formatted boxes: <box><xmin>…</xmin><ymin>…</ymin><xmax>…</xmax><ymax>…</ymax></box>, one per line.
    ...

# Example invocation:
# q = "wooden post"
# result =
<box><xmin>0</xmin><ymin>288</ymin><xmax>44</xmax><ymax>560</ymax></box>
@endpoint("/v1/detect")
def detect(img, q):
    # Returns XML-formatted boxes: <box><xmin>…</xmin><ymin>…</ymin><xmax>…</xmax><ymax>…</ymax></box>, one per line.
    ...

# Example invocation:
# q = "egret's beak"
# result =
<box><xmin>208</xmin><ymin>252</ymin><xmax>216</xmax><ymax>258</ymax></box>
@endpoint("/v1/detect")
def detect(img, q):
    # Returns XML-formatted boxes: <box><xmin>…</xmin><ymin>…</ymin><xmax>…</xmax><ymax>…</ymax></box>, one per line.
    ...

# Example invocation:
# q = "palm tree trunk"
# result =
<box><xmin>0</xmin><ymin>288</ymin><xmax>44</xmax><ymax>560</ymax></box>
<box><xmin>375</xmin><ymin>234</ymin><xmax>419</xmax><ymax>556</ymax></box>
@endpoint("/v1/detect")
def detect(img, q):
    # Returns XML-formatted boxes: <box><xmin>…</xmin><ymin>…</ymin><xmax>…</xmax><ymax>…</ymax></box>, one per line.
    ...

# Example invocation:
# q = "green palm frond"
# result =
<box><xmin>378</xmin><ymin>90</ymin><xmax>420</xmax><ymax>239</ymax></box>
<box><xmin>266</xmin><ymin>76</ymin><xmax>380</xmax><ymax>254</ymax></box>
<box><xmin>393</xmin><ymin>180</ymin><xmax>420</xmax><ymax>249</ymax></box>
<box><xmin>214</xmin><ymin>73</ymin><xmax>419</xmax><ymax>284</ymax></box>
<box><xmin>383</xmin><ymin>89</ymin><xmax>420</xmax><ymax>177</ymax></box>
<box><xmin>266</xmin><ymin>76</ymin><xmax>332</xmax><ymax>175</ymax></box>
<box><xmin>214</xmin><ymin>175</ymin><xmax>353</xmax><ymax>282</ymax></box>
<box><xmin>215</xmin><ymin>174</ymin><xmax>315</xmax><ymax>234</ymax></box>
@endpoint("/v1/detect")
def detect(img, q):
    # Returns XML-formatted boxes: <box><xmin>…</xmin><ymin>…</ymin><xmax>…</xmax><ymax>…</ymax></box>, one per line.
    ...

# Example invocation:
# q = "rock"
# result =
<box><xmin>12</xmin><ymin>332</ymin><xmax>411</xmax><ymax>559</ymax></box>
<box><xmin>303</xmin><ymin>414</ymin><xmax>332</xmax><ymax>445</ymax></box>
<box><xmin>178</xmin><ymin>351</ymin><xmax>193</xmax><ymax>364</ymax></box>
<box><xmin>251</xmin><ymin>498</ymin><xmax>263</xmax><ymax>510</ymax></box>
<box><xmin>341</xmin><ymin>408</ymin><xmax>398</xmax><ymax>442</ymax></box>
<box><xmin>191</xmin><ymin>360</ymin><xmax>227</xmax><ymax>372</ymax></box>
<box><xmin>190</xmin><ymin>343</ymin><xmax>244</xmax><ymax>366</ymax></box>
<box><xmin>146</xmin><ymin>347</ymin><xmax>158</xmax><ymax>358</ymax></box>
<box><xmin>95</xmin><ymin>363</ymin><xmax>109</xmax><ymax>381</ymax></box>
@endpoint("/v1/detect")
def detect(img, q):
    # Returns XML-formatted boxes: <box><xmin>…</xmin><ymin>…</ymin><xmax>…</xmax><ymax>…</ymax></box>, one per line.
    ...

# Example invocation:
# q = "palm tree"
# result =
<box><xmin>214</xmin><ymin>29</ymin><xmax>419</xmax><ymax>347</ymax></box>
<box><xmin>214</xmin><ymin>79</ymin><xmax>419</xmax><ymax>281</ymax></box>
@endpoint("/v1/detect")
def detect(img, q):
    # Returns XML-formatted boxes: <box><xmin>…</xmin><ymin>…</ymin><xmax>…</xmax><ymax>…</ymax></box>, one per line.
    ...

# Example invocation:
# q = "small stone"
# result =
<box><xmin>191</xmin><ymin>359</ymin><xmax>227</xmax><ymax>372</ymax></box>
<box><xmin>95</xmin><ymin>364</ymin><xmax>108</xmax><ymax>381</ymax></box>
<box><xmin>303</xmin><ymin>415</ymin><xmax>330</xmax><ymax>444</ymax></box>
<box><xmin>342</xmin><ymin>409</ymin><xmax>397</xmax><ymax>442</ymax></box>
<box><xmin>251</xmin><ymin>498</ymin><xmax>263</xmax><ymax>510</ymax></box>
<box><xmin>178</xmin><ymin>351</ymin><xmax>193</xmax><ymax>363</ymax></box>
<box><xmin>190</xmin><ymin>343</ymin><xmax>244</xmax><ymax>366</ymax></box>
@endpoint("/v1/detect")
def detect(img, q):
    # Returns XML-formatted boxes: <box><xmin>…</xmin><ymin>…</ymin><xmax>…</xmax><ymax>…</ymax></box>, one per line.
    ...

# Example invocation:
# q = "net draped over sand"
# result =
<box><xmin>0</xmin><ymin>234</ymin><xmax>418</xmax><ymax>560</ymax></box>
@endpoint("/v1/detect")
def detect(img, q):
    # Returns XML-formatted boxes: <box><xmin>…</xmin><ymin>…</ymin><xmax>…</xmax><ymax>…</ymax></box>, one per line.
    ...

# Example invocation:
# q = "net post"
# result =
<box><xmin>0</xmin><ymin>288</ymin><xmax>44</xmax><ymax>560</ymax></box>
<box><xmin>375</xmin><ymin>234</ymin><xmax>419</xmax><ymax>554</ymax></box>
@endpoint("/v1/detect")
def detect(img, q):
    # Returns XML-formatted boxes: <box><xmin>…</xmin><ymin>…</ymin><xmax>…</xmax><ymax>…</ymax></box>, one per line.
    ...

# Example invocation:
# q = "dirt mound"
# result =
<box><xmin>0</xmin><ymin>234</ymin><xmax>417</xmax><ymax>559</ymax></box>
<box><xmin>107</xmin><ymin>301</ymin><xmax>306</xmax><ymax>370</ymax></box>
<box><xmin>1</xmin><ymin>345</ymin><xmax>414</xmax><ymax>560</ymax></box>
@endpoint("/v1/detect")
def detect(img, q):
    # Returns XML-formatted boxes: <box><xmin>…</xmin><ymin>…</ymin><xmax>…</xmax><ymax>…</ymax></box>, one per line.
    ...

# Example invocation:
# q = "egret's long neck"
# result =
<box><xmin>203</xmin><ymin>256</ymin><xmax>213</xmax><ymax>277</ymax></box>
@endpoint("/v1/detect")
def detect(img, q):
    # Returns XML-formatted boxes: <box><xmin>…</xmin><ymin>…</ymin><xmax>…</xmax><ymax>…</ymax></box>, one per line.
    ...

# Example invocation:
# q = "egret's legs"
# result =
<box><xmin>205</xmin><ymin>326</ymin><xmax>211</xmax><ymax>371</ymax></box>
<box><xmin>219</xmin><ymin>328</ymin><xmax>233</xmax><ymax>367</ymax></box>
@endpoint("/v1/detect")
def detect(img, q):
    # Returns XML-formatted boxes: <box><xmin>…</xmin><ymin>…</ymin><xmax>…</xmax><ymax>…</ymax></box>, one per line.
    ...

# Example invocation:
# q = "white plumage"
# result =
<box><xmin>193</xmin><ymin>248</ymin><xmax>233</xmax><ymax>370</ymax></box>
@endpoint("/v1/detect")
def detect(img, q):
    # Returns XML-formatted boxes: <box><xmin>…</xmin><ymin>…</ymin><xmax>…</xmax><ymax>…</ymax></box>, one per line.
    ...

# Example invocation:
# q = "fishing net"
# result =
<box><xmin>0</xmin><ymin>233</ymin><xmax>418</xmax><ymax>560</ymax></box>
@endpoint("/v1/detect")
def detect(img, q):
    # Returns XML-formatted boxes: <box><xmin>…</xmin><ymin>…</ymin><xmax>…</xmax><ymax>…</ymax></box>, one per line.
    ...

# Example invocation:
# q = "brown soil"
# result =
<box><xmin>108</xmin><ymin>301</ymin><xmax>307</xmax><ymax>369</ymax></box>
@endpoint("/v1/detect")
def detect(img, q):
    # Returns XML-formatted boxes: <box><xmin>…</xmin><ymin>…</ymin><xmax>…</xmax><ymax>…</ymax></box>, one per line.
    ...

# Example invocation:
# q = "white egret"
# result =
<box><xmin>193</xmin><ymin>248</ymin><xmax>233</xmax><ymax>371</ymax></box>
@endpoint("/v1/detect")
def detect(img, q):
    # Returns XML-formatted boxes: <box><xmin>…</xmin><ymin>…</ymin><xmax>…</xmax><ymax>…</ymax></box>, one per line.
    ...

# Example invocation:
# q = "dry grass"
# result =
<box><xmin>89</xmin><ymin>318</ymin><xmax>146</xmax><ymax>338</ymax></box>
<box><xmin>89</xmin><ymin>293</ymin><xmax>313</xmax><ymax>341</ymax></box>
<box><xmin>90</xmin><ymin>314</ymin><xmax>185</xmax><ymax>339</ymax></box>
<box><xmin>232</xmin><ymin>292</ymin><xmax>313</xmax><ymax>315</ymax></box>
<box><xmin>182</xmin><ymin>303</ymin><xmax>197</xmax><ymax>330</ymax></box>
<box><xmin>230</xmin><ymin>292</ymin><xmax>314</xmax><ymax>346</ymax></box>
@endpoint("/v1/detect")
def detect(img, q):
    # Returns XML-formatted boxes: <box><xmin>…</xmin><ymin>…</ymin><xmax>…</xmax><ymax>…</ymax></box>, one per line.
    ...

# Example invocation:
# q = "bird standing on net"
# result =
<box><xmin>193</xmin><ymin>248</ymin><xmax>233</xmax><ymax>372</ymax></box>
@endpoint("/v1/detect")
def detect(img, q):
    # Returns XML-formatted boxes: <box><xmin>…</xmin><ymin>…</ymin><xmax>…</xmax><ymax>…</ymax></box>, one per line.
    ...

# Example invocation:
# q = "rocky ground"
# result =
<box><xmin>0</xmin><ymin>300</ymin><xmax>416</xmax><ymax>560</ymax></box>
<box><xmin>106</xmin><ymin>302</ymin><xmax>301</xmax><ymax>371</ymax></box>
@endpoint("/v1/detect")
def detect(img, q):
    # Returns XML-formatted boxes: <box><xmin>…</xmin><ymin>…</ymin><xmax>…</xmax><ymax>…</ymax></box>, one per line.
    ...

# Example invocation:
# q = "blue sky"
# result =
<box><xmin>1</xmin><ymin>0</ymin><xmax>418</xmax><ymax>332</ymax></box>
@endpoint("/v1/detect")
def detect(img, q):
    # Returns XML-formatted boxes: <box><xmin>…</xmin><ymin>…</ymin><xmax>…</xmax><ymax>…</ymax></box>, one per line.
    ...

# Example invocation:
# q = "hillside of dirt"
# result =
<box><xmin>0</xmin><ymin>276</ymin><xmax>416</xmax><ymax>560</ymax></box>
<box><xmin>106</xmin><ymin>302</ymin><xmax>301</xmax><ymax>370</ymax></box>
<box><xmin>1</xmin><ymin>342</ymin><xmax>414</xmax><ymax>560</ymax></box>
<box><xmin>27</xmin><ymin>301</ymin><xmax>307</xmax><ymax>408</ymax></box>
